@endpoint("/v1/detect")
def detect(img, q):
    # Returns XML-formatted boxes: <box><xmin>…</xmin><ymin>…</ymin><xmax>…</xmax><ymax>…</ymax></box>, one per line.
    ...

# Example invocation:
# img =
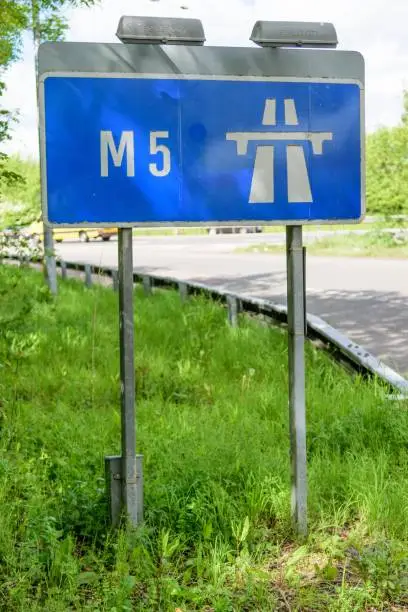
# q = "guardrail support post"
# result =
<box><xmin>43</xmin><ymin>227</ymin><xmax>58</xmax><ymax>295</ymax></box>
<box><xmin>286</xmin><ymin>225</ymin><xmax>308</xmax><ymax>538</ymax></box>
<box><xmin>112</xmin><ymin>269</ymin><xmax>119</xmax><ymax>292</ymax></box>
<box><xmin>85</xmin><ymin>264</ymin><xmax>92</xmax><ymax>287</ymax></box>
<box><xmin>227</xmin><ymin>295</ymin><xmax>240</xmax><ymax>327</ymax></box>
<box><xmin>60</xmin><ymin>260</ymin><xmax>67</xmax><ymax>280</ymax></box>
<box><xmin>142</xmin><ymin>275</ymin><xmax>152</xmax><ymax>296</ymax></box>
<box><xmin>178</xmin><ymin>281</ymin><xmax>188</xmax><ymax>303</ymax></box>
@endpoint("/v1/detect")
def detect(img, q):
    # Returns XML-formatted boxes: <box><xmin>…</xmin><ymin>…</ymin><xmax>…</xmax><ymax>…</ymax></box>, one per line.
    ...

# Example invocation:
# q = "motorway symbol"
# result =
<box><xmin>40</xmin><ymin>74</ymin><xmax>363</xmax><ymax>226</ymax></box>
<box><xmin>226</xmin><ymin>98</ymin><xmax>333</xmax><ymax>204</ymax></box>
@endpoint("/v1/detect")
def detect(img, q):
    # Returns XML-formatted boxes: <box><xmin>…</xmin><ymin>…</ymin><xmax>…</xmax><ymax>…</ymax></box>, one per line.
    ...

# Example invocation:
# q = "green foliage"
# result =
<box><xmin>0</xmin><ymin>1</ymin><xmax>26</xmax><ymax>201</ymax></box>
<box><xmin>237</xmin><ymin>229</ymin><xmax>408</xmax><ymax>259</ymax></box>
<box><xmin>0</xmin><ymin>90</ymin><xmax>22</xmax><ymax>203</ymax></box>
<box><xmin>366</xmin><ymin>126</ymin><xmax>408</xmax><ymax>218</ymax></box>
<box><xmin>402</xmin><ymin>88</ymin><xmax>408</xmax><ymax>127</ymax></box>
<box><xmin>0</xmin><ymin>0</ymin><xmax>100</xmax><ymax>209</ymax></box>
<box><xmin>366</xmin><ymin>90</ymin><xmax>408</xmax><ymax>220</ymax></box>
<box><xmin>0</xmin><ymin>1</ymin><xmax>100</xmax><ymax>53</ymax></box>
<box><xmin>352</xmin><ymin>540</ymin><xmax>408</xmax><ymax>601</ymax></box>
<box><xmin>29</xmin><ymin>0</ymin><xmax>99</xmax><ymax>46</ymax></box>
<box><xmin>0</xmin><ymin>265</ymin><xmax>407</xmax><ymax>610</ymax></box>
<box><xmin>0</xmin><ymin>0</ymin><xmax>27</xmax><ymax>66</ymax></box>
<box><xmin>0</xmin><ymin>155</ymin><xmax>40</xmax><ymax>227</ymax></box>
<box><xmin>0</xmin><ymin>2</ymin><xmax>28</xmax><ymax>199</ymax></box>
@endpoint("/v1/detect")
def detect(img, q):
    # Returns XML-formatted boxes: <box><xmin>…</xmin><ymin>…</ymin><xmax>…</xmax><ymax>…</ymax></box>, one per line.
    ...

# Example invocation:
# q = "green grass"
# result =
<box><xmin>130</xmin><ymin>221</ymin><xmax>381</xmax><ymax>238</ymax></box>
<box><xmin>132</xmin><ymin>227</ymin><xmax>209</xmax><ymax>236</ymax></box>
<box><xmin>237</xmin><ymin>231</ymin><xmax>408</xmax><ymax>258</ymax></box>
<box><xmin>261</xmin><ymin>222</ymin><xmax>380</xmax><ymax>234</ymax></box>
<box><xmin>0</xmin><ymin>265</ymin><xmax>407</xmax><ymax>610</ymax></box>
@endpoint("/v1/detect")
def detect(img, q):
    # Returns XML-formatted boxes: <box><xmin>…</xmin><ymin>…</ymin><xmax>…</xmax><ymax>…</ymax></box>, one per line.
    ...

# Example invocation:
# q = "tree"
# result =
<box><xmin>26</xmin><ymin>0</ymin><xmax>98</xmax><ymax>53</ymax></box>
<box><xmin>0</xmin><ymin>106</ymin><xmax>23</xmax><ymax>201</ymax></box>
<box><xmin>0</xmin><ymin>154</ymin><xmax>41</xmax><ymax>229</ymax></box>
<box><xmin>1</xmin><ymin>1</ymin><xmax>97</xmax><ymax>57</ymax></box>
<box><xmin>366</xmin><ymin>94</ymin><xmax>408</xmax><ymax>222</ymax></box>
<box><xmin>0</xmin><ymin>1</ymin><xmax>27</xmax><ymax>66</ymax></box>
<box><xmin>1</xmin><ymin>0</ymin><xmax>100</xmax><ymax>147</ymax></box>
<box><xmin>1</xmin><ymin>0</ymin><xmax>99</xmax><ymax>216</ymax></box>
<box><xmin>1</xmin><ymin>1</ymin><xmax>100</xmax><ymax>205</ymax></box>
<box><xmin>401</xmin><ymin>90</ymin><xmax>408</xmax><ymax>127</ymax></box>
<box><xmin>0</xmin><ymin>1</ymin><xmax>29</xmax><ymax>199</ymax></box>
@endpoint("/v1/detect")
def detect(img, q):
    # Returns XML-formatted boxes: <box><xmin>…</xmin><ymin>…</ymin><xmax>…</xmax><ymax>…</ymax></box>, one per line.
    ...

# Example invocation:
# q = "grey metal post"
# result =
<box><xmin>85</xmin><ymin>264</ymin><xmax>92</xmax><ymax>287</ymax></box>
<box><xmin>32</xmin><ymin>13</ymin><xmax>58</xmax><ymax>296</ymax></box>
<box><xmin>60</xmin><ymin>260</ymin><xmax>67</xmax><ymax>280</ymax></box>
<box><xmin>43</xmin><ymin>227</ymin><xmax>58</xmax><ymax>295</ymax></box>
<box><xmin>117</xmin><ymin>228</ymin><xmax>142</xmax><ymax>526</ymax></box>
<box><xmin>105</xmin><ymin>455</ymin><xmax>122</xmax><ymax>526</ymax></box>
<box><xmin>303</xmin><ymin>246</ymin><xmax>307</xmax><ymax>335</ymax></box>
<box><xmin>142</xmin><ymin>275</ymin><xmax>152</xmax><ymax>295</ymax></box>
<box><xmin>227</xmin><ymin>295</ymin><xmax>240</xmax><ymax>327</ymax></box>
<box><xmin>178</xmin><ymin>281</ymin><xmax>188</xmax><ymax>303</ymax></box>
<box><xmin>286</xmin><ymin>226</ymin><xmax>308</xmax><ymax>537</ymax></box>
<box><xmin>112</xmin><ymin>269</ymin><xmax>119</xmax><ymax>291</ymax></box>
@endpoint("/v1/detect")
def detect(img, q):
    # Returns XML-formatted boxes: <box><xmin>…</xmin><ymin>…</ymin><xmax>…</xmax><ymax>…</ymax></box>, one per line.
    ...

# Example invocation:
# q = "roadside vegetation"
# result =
<box><xmin>0</xmin><ymin>155</ymin><xmax>39</xmax><ymax>228</ymax></box>
<box><xmin>236</xmin><ymin>229</ymin><xmax>408</xmax><ymax>259</ymax></box>
<box><xmin>302</xmin><ymin>230</ymin><xmax>408</xmax><ymax>258</ymax></box>
<box><xmin>0</xmin><ymin>264</ymin><xmax>407</xmax><ymax>610</ymax></box>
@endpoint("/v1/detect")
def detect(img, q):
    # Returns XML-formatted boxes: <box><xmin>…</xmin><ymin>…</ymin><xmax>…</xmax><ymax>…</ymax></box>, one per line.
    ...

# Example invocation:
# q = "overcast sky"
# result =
<box><xmin>2</xmin><ymin>0</ymin><xmax>407</xmax><ymax>159</ymax></box>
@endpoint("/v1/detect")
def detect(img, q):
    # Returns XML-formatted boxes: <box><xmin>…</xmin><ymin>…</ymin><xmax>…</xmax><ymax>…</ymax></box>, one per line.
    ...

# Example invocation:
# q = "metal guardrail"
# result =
<box><xmin>4</xmin><ymin>255</ymin><xmax>408</xmax><ymax>398</ymax></box>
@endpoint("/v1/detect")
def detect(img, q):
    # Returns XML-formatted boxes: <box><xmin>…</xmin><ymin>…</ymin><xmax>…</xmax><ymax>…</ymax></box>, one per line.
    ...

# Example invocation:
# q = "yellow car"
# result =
<box><xmin>53</xmin><ymin>227</ymin><xmax>117</xmax><ymax>243</ymax></box>
<box><xmin>22</xmin><ymin>222</ymin><xmax>117</xmax><ymax>243</ymax></box>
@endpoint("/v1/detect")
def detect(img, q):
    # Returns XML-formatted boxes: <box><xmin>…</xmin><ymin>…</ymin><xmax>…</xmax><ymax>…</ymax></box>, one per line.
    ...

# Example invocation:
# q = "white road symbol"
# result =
<box><xmin>226</xmin><ymin>99</ymin><xmax>333</xmax><ymax>203</ymax></box>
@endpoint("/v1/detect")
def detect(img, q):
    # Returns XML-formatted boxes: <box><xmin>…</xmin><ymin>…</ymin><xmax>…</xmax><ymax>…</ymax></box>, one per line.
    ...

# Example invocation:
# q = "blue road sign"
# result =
<box><xmin>40</xmin><ymin>75</ymin><xmax>364</xmax><ymax>226</ymax></box>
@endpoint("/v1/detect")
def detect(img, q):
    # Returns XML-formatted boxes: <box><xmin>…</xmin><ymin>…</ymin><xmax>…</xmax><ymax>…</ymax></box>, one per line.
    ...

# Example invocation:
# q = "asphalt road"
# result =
<box><xmin>57</xmin><ymin>233</ymin><xmax>408</xmax><ymax>376</ymax></box>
